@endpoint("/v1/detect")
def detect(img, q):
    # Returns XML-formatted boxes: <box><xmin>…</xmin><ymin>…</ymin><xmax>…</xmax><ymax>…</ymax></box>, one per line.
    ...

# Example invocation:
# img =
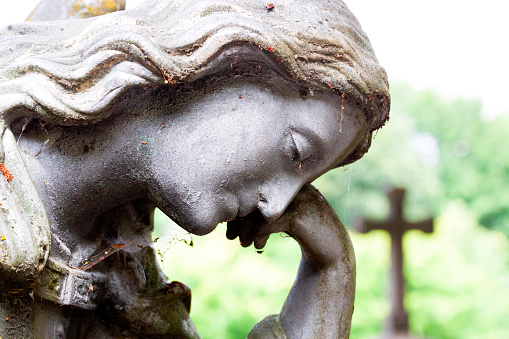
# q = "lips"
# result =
<box><xmin>225</xmin><ymin>190</ymin><xmax>257</xmax><ymax>221</ymax></box>
<box><xmin>219</xmin><ymin>192</ymin><xmax>243</xmax><ymax>223</ymax></box>
<box><xmin>235</xmin><ymin>198</ymin><xmax>259</xmax><ymax>219</ymax></box>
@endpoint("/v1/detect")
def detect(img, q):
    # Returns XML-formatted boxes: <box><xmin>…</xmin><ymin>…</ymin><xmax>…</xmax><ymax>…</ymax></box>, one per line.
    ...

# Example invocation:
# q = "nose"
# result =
<box><xmin>257</xmin><ymin>178</ymin><xmax>303</xmax><ymax>221</ymax></box>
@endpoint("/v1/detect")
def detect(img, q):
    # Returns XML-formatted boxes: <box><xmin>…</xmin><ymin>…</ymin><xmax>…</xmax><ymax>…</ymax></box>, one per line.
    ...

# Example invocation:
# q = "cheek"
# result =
<box><xmin>218</xmin><ymin>145</ymin><xmax>281</xmax><ymax>183</ymax></box>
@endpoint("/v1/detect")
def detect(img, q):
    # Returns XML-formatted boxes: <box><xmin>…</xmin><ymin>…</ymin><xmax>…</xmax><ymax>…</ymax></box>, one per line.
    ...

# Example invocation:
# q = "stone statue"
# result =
<box><xmin>0</xmin><ymin>0</ymin><xmax>389</xmax><ymax>337</ymax></box>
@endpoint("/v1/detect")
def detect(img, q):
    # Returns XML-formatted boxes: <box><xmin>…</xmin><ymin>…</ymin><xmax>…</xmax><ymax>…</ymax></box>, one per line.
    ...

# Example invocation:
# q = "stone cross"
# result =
<box><xmin>354</xmin><ymin>187</ymin><xmax>433</xmax><ymax>337</ymax></box>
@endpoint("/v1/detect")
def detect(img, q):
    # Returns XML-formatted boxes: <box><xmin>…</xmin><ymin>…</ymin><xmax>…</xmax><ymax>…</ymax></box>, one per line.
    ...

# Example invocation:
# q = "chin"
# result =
<box><xmin>176</xmin><ymin>208</ymin><xmax>227</xmax><ymax>236</ymax></box>
<box><xmin>158</xmin><ymin>193</ymin><xmax>236</xmax><ymax>236</ymax></box>
<box><xmin>183</xmin><ymin>220</ymin><xmax>219</xmax><ymax>236</ymax></box>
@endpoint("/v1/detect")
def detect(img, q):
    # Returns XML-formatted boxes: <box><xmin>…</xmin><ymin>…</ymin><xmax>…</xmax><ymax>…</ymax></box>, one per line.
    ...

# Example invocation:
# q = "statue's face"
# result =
<box><xmin>151</xmin><ymin>80</ymin><xmax>365</xmax><ymax>235</ymax></box>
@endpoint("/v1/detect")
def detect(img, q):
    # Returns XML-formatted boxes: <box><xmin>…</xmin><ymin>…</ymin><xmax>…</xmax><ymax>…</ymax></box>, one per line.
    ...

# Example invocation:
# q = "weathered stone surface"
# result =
<box><xmin>0</xmin><ymin>1</ymin><xmax>389</xmax><ymax>337</ymax></box>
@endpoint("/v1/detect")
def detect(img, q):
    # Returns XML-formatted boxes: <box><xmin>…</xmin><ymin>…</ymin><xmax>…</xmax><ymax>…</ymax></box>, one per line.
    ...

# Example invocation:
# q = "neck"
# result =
<box><xmin>16</xmin><ymin>112</ymin><xmax>158</xmax><ymax>233</ymax></box>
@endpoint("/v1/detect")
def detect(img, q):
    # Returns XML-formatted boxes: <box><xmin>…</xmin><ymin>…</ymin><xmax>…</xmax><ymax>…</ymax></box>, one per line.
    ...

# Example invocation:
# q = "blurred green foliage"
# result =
<box><xmin>153</xmin><ymin>82</ymin><xmax>509</xmax><ymax>338</ymax></box>
<box><xmin>317</xmin><ymin>82</ymin><xmax>509</xmax><ymax>235</ymax></box>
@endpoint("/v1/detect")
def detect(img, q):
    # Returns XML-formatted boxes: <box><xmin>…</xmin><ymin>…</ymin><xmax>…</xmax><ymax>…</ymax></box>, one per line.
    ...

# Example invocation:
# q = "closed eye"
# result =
<box><xmin>282</xmin><ymin>127</ymin><xmax>325</xmax><ymax>176</ymax></box>
<box><xmin>288</xmin><ymin>130</ymin><xmax>312</xmax><ymax>163</ymax></box>
<box><xmin>290</xmin><ymin>134</ymin><xmax>299</xmax><ymax>161</ymax></box>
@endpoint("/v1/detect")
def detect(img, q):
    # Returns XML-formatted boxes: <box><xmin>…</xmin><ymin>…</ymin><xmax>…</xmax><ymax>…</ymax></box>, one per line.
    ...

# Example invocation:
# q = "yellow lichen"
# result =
<box><xmin>71</xmin><ymin>2</ymin><xmax>82</xmax><ymax>16</ymax></box>
<box><xmin>70</xmin><ymin>0</ymin><xmax>123</xmax><ymax>19</ymax></box>
<box><xmin>104</xmin><ymin>0</ymin><xmax>118</xmax><ymax>12</ymax></box>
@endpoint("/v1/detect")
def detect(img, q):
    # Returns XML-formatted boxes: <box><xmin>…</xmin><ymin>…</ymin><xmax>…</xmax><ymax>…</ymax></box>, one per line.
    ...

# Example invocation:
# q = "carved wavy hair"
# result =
<box><xmin>0</xmin><ymin>0</ymin><xmax>389</xmax><ymax>163</ymax></box>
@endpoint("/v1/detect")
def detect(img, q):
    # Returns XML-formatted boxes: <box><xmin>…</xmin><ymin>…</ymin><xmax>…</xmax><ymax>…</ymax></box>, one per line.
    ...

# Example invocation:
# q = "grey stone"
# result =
<box><xmin>0</xmin><ymin>0</ymin><xmax>389</xmax><ymax>337</ymax></box>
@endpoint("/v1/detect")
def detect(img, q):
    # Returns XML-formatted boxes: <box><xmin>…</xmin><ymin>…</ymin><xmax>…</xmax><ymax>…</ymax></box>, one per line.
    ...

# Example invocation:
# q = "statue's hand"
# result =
<box><xmin>230</xmin><ymin>184</ymin><xmax>356</xmax><ymax>339</ymax></box>
<box><xmin>226</xmin><ymin>184</ymin><xmax>349</xmax><ymax>269</ymax></box>
<box><xmin>226</xmin><ymin>207</ymin><xmax>291</xmax><ymax>250</ymax></box>
<box><xmin>225</xmin><ymin>184</ymin><xmax>314</xmax><ymax>250</ymax></box>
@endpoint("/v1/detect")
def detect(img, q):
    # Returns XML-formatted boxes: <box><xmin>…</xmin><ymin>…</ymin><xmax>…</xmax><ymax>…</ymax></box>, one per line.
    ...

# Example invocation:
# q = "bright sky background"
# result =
<box><xmin>2</xmin><ymin>0</ymin><xmax>508</xmax><ymax>118</ymax></box>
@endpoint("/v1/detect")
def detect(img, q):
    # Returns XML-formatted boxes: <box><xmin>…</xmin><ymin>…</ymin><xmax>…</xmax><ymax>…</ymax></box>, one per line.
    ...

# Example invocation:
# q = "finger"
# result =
<box><xmin>237</xmin><ymin>216</ymin><xmax>258</xmax><ymax>247</ymax></box>
<box><xmin>238</xmin><ymin>222</ymin><xmax>255</xmax><ymax>247</ymax></box>
<box><xmin>226</xmin><ymin>220</ymin><xmax>240</xmax><ymax>240</ymax></box>
<box><xmin>252</xmin><ymin>218</ymin><xmax>273</xmax><ymax>249</ymax></box>
<box><xmin>254</xmin><ymin>234</ymin><xmax>270</xmax><ymax>250</ymax></box>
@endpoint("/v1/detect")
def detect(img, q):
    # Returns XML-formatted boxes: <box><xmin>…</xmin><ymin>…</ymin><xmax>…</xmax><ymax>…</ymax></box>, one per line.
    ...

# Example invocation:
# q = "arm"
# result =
<box><xmin>227</xmin><ymin>184</ymin><xmax>355</xmax><ymax>339</ymax></box>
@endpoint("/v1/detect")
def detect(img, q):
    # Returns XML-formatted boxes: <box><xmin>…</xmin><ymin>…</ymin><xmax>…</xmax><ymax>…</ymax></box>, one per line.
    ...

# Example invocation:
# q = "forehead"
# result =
<box><xmin>174</xmin><ymin>78</ymin><xmax>365</xmax><ymax>163</ymax></box>
<box><xmin>170</xmin><ymin>77</ymin><xmax>365</xmax><ymax>130</ymax></box>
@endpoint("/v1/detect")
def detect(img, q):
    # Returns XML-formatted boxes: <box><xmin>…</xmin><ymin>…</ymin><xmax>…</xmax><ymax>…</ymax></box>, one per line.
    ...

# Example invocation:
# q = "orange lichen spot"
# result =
<box><xmin>88</xmin><ymin>284</ymin><xmax>93</xmax><ymax>292</ymax></box>
<box><xmin>111</xmin><ymin>243</ymin><xmax>126</xmax><ymax>250</ymax></box>
<box><xmin>239</xmin><ymin>95</ymin><xmax>243</xmax><ymax>99</ymax></box>
<box><xmin>326</xmin><ymin>82</ymin><xmax>333</xmax><ymax>89</ymax></box>
<box><xmin>158</xmin><ymin>67</ymin><xmax>174</xmax><ymax>85</ymax></box>
<box><xmin>0</xmin><ymin>163</ymin><xmax>13</xmax><ymax>183</ymax></box>
<box><xmin>267</xmin><ymin>46</ymin><xmax>274</xmax><ymax>52</ymax></box>
<box><xmin>140</xmin><ymin>140</ymin><xmax>148</xmax><ymax>145</ymax></box>
<box><xmin>265</xmin><ymin>3</ymin><xmax>275</xmax><ymax>11</ymax></box>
